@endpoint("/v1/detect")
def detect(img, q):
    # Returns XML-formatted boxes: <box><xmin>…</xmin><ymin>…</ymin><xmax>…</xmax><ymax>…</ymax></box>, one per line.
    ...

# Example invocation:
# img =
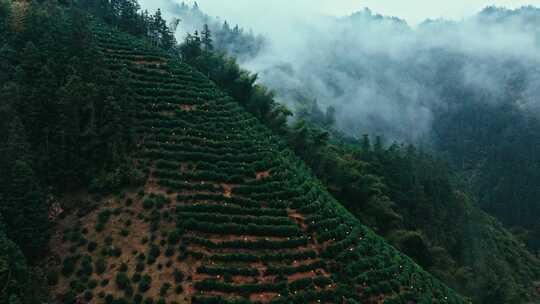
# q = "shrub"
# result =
<box><xmin>105</xmin><ymin>236</ymin><xmax>113</xmax><ymax>245</ymax></box>
<box><xmin>144</xmin><ymin>298</ymin><xmax>154</xmax><ymax>304</ymax></box>
<box><xmin>113</xmin><ymin>298</ymin><xmax>129</xmax><ymax>304</ymax></box>
<box><xmin>165</xmin><ymin>246</ymin><xmax>175</xmax><ymax>257</ymax></box>
<box><xmin>84</xmin><ymin>291</ymin><xmax>93</xmax><ymax>301</ymax></box>
<box><xmin>47</xmin><ymin>271</ymin><xmax>59</xmax><ymax>286</ymax></box>
<box><xmin>138</xmin><ymin>275</ymin><xmax>152</xmax><ymax>293</ymax></box>
<box><xmin>116</xmin><ymin>272</ymin><xmax>130</xmax><ymax>290</ymax></box>
<box><xmin>167</xmin><ymin>229</ymin><xmax>182</xmax><ymax>245</ymax></box>
<box><xmin>160</xmin><ymin>282</ymin><xmax>171</xmax><ymax>296</ymax></box>
<box><xmin>173</xmin><ymin>269</ymin><xmax>183</xmax><ymax>283</ymax></box>
<box><xmin>175</xmin><ymin>285</ymin><xmax>183</xmax><ymax>294</ymax></box>
<box><xmin>87</xmin><ymin>241</ymin><xmax>98</xmax><ymax>252</ymax></box>
<box><xmin>98</xmin><ymin>210</ymin><xmax>112</xmax><ymax>223</ymax></box>
<box><xmin>95</xmin><ymin>257</ymin><xmax>107</xmax><ymax>274</ymax></box>
<box><xmin>79</xmin><ymin>255</ymin><xmax>93</xmax><ymax>277</ymax></box>
<box><xmin>70</xmin><ymin>279</ymin><xmax>85</xmax><ymax>293</ymax></box>
<box><xmin>136</xmin><ymin>261</ymin><xmax>145</xmax><ymax>272</ymax></box>
<box><xmin>63</xmin><ymin>291</ymin><xmax>77</xmax><ymax>304</ymax></box>
<box><xmin>125</xmin><ymin>284</ymin><xmax>135</xmax><ymax>297</ymax></box>
<box><xmin>62</xmin><ymin>256</ymin><xmax>77</xmax><ymax>277</ymax></box>
<box><xmin>119</xmin><ymin>262</ymin><xmax>128</xmax><ymax>272</ymax></box>
<box><xmin>149</xmin><ymin>244</ymin><xmax>160</xmax><ymax>259</ymax></box>
<box><xmin>110</xmin><ymin>247</ymin><xmax>122</xmax><ymax>257</ymax></box>
<box><xmin>120</xmin><ymin>229</ymin><xmax>130</xmax><ymax>237</ymax></box>
<box><xmin>105</xmin><ymin>294</ymin><xmax>114</xmax><ymax>304</ymax></box>
<box><xmin>95</xmin><ymin>222</ymin><xmax>105</xmax><ymax>232</ymax></box>
<box><xmin>134</xmin><ymin>294</ymin><xmax>143</xmax><ymax>304</ymax></box>
<box><xmin>143</xmin><ymin>198</ymin><xmax>154</xmax><ymax>210</ymax></box>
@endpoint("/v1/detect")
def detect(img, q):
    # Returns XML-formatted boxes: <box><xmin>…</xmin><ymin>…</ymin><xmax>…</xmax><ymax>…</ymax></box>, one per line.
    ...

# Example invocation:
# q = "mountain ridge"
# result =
<box><xmin>45</xmin><ymin>18</ymin><xmax>468</xmax><ymax>303</ymax></box>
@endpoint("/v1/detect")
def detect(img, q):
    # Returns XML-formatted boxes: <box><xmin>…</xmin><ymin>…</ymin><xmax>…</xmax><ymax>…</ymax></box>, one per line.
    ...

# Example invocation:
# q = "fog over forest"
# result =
<box><xmin>141</xmin><ymin>1</ymin><xmax>540</xmax><ymax>144</ymax></box>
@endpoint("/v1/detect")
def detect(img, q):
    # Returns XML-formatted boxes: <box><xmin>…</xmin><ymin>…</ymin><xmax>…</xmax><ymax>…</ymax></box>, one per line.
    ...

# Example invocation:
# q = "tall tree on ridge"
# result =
<box><xmin>202</xmin><ymin>23</ymin><xmax>213</xmax><ymax>51</ymax></box>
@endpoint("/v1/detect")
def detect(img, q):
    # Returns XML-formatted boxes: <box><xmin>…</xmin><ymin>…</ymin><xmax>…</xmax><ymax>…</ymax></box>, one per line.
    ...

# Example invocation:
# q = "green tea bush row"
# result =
<box><xmin>183</xmin><ymin>219</ymin><xmax>301</xmax><ymax>238</ymax></box>
<box><xmin>175</xmin><ymin>203</ymin><xmax>286</xmax><ymax>217</ymax></box>
<box><xmin>183</xmin><ymin>236</ymin><xmax>307</xmax><ymax>250</ymax></box>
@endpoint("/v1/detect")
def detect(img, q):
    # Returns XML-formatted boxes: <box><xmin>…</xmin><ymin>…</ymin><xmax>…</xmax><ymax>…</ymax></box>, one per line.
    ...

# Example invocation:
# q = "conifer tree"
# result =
<box><xmin>202</xmin><ymin>23</ymin><xmax>213</xmax><ymax>51</ymax></box>
<box><xmin>3</xmin><ymin>161</ymin><xmax>48</xmax><ymax>258</ymax></box>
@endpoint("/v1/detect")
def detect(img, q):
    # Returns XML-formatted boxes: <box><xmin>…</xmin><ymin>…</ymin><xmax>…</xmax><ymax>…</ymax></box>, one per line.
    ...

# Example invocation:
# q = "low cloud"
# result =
<box><xmin>142</xmin><ymin>1</ymin><xmax>540</xmax><ymax>143</ymax></box>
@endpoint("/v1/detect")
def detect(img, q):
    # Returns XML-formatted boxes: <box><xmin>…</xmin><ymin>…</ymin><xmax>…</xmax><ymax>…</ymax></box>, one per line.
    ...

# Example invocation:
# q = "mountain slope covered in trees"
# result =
<box><xmin>173</xmin><ymin>3</ymin><xmax>540</xmax><ymax>303</ymax></box>
<box><xmin>171</xmin><ymin>3</ymin><xmax>540</xmax><ymax>264</ymax></box>
<box><xmin>0</xmin><ymin>1</ymin><xmax>470</xmax><ymax>304</ymax></box>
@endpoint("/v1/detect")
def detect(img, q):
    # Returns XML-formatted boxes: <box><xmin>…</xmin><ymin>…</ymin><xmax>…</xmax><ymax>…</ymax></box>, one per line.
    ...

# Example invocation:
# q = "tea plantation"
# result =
<box><xmin>47</xmin><ymin>22</ymin><xmax>468</xmax><ymax>304</ymax></box>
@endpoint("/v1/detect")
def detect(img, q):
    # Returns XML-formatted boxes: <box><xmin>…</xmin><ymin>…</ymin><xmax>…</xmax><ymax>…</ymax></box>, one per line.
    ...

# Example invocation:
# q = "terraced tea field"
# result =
<box><xmin>48</xmin><ymin>23</ymin><xmax>468</xmax><ymax>304</ymax></box>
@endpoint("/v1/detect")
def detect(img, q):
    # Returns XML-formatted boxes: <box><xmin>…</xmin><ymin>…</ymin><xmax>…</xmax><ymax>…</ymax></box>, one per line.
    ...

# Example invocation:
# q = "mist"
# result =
<box><xmin>141</xmin><ymin>1</ymin><xmax>540</xmax><ymax>143</ymax></box>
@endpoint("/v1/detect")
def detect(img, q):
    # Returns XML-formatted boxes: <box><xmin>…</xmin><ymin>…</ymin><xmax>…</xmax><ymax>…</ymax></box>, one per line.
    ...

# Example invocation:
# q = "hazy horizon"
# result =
<box><xmin>140</xmin><ymin>0</ymin><xmax>540</xmax><ymax>30</ymax></box>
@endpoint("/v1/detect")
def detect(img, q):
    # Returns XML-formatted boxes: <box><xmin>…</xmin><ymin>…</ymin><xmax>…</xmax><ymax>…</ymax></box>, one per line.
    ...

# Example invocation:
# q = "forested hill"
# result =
<box><xmin>0</xmin><ymin>1</ymin><xmax>468</xmax><ymax>304</ymax></box>
<box><xmin>170</xmin><ymin>3</ymin><xmax>540</xmax><ymax>303</ymax></box>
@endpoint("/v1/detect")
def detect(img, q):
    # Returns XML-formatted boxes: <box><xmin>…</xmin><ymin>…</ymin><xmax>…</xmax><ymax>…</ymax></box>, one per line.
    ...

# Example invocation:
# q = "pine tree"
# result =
<box><xmin>0</xmin><ymin>220</ymin><xmax>28</xmax><ymax>304</ymax></box>
<box><xmin>4</xmin><ymin>117</ymin><xmax>31</xmax><ymax>166</ymax></box>
<box><xmin>2</xmin><ymin>161</ymin><xmax>48</xmax><ymax>259</ymax></box>
<box><xmin>52</xmin><ymin>74</ymin><xmax>84</xmax><ymax>187</ymax></box>
<box><xmin>202</xmin><ymin>23</ymin><xmax>213</xmax><ymax>51</ymax></box>
<box><xmin>180</xmin><ymin>32</ymin><xmax>202</xmax><ymax>63</ymax></box>
<box><xmin>0</xmin><ymin>1</ymin><xmax>10</xmax><ymax>39</ymax></box>
<box><xmin>100</xmin><ymin>96</ymin><xmax>123</xmax><ymax>164</ymax></box>
<box><xmin>19</xmin><ymin>42</ymin><xmax>41</xmax><ymax>85</ymax></box>
<box><xmin>0</xmin><ymin>44</ymin><xmax>16</xmax><ymax>83</ymax></box>
<box><xmin>360</xmin><ymin>134</ymin><xmax>371</xmax><ymax>153</ymax></box>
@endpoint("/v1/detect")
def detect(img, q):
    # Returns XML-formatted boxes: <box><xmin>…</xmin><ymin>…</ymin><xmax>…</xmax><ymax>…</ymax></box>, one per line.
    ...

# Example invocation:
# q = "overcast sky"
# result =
<box><xmin>141</xmin><ymin>0</ymin><xmax>540</xmax><ymax>29</ymax></box>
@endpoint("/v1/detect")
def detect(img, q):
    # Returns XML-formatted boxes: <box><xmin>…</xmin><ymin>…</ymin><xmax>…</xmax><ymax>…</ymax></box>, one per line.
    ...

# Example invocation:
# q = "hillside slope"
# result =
<box><xmin>47</xmin><ymin>22</ymin><xmax>468</xmax><ymax>304</ymax></box>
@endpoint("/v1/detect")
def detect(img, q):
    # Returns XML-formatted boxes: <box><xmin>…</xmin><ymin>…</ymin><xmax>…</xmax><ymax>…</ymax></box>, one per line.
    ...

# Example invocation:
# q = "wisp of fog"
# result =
<box><xmin>142</xmin><ymin>0</ymin><xmax>540</xmax><ymax>144</ymax></box>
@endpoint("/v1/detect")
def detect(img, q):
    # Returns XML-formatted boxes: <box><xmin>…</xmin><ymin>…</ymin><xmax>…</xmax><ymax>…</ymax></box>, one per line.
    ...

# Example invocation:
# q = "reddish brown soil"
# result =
<box><xmin>180</xmin><ymin>104</ymin><xmax>195</xmax><ymax>111</ymax></box>
<box><xmin>221</xmin><ymin>183</ymin><xmax>234</xmax><ymax>198</ymax></box>
<box><xmin>256</xmin><ymin>171</ymin><xmax>271</xmax><ymax>180</ymax></box>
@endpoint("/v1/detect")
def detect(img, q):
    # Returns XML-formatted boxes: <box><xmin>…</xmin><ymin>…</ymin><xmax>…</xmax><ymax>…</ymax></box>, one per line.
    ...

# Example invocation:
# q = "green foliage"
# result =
<box><xmin>116</xmin><ymin>272</ymin><xmax>130</xmax><ymax>290</ymax></box>
<box><xmin>77</xmin><ymin>0</ymin><xmax>176</xmax><ymax>49</ymax></box>
<box><xmin>138</xmin><ymin>274</ymin><xmax>152</xmax><ymax>293</ymax></box>
<box><xmin>0</xmin><ymin>216</ymin><xmax>47</xmax><ymax>304</ymax></box>
<box><xmin>1</xmin><ymin>161</ymin><xmax>48</xmax><ymax>258</ymax></box>
<box><xmin>179</xmin><ymin>33</ymin><xmax>292</xmax><ymax>135</ymax></box>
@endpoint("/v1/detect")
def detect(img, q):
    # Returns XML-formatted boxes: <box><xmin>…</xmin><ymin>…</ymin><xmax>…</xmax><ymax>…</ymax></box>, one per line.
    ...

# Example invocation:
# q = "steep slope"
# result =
<box><xmin>48</xmin><ymin>23</ymin><xmax>468</xmax><ymax>304</ymax></box>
